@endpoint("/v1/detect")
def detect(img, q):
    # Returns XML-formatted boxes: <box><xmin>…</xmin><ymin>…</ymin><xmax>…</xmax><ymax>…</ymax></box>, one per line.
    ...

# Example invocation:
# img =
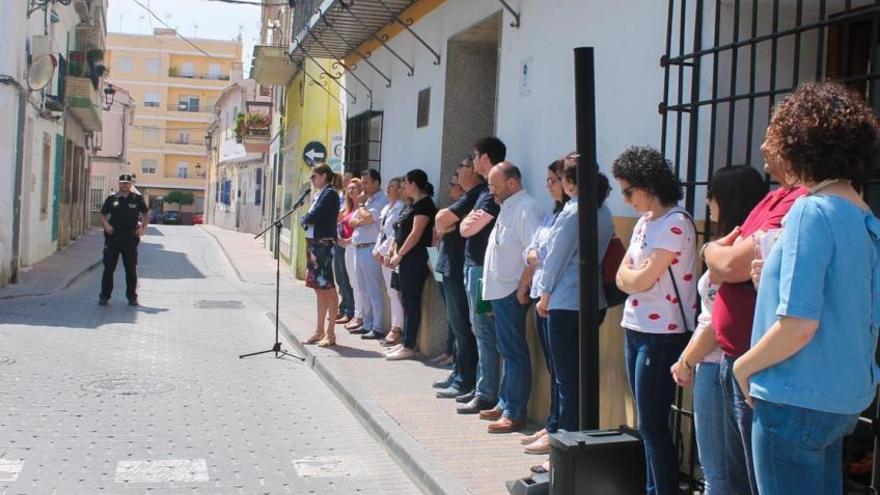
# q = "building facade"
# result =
<box><xmin>89</xmin><ymin>85</ymin><xmax>134</xmax><ymax>226</ymax></box>
<box><xmin>105</xmin><ymin>30</ymin><xmax>243</xmax><ymax>223</ymax></box>
<box><xmin>206</xmin><ymin>79</ymin><xmax>271</xmax><ymax>234</ymax></box>
<box><xmin>0</xmin><ymin>0</ymin><xmax>107</xmax><ymax>286</ymax></box>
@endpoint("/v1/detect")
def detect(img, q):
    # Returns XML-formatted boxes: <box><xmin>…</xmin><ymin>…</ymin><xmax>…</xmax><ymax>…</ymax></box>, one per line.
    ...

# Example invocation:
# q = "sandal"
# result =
<box><xmin>305</xmin><ymin>333</ymin><xmax>325</xmax><ymax>345</ymax></box>
<box><xmin>530</xmin><ymin>460</ymin><xmax>550</xmax><ymax>474</ymax></box>
<box><xmin>381</xmin><ymin>328</ymin><xmax>402</xmax><ymax>346</ymax></box>
<box><xmin>317</xmin><ymin>335</ymin><xmax>336</xmax><ymax>347</ymax></box>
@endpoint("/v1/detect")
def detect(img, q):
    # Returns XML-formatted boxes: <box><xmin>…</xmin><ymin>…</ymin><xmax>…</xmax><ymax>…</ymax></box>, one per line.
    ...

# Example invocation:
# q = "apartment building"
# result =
<box><xmin>105</xmin><ymin>29</ymin><xmax>242</xmax><ymax>222</ymax></box>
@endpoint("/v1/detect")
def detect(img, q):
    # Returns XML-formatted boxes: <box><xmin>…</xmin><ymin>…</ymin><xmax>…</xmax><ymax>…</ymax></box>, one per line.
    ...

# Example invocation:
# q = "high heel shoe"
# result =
<box><xmin>317</xmin><ymin>335</ymin><xmax>336</xmax><ymax>347</ymax></box>
<box><xmin>305</xmin><ymin>333</ymin><xmax>324</xmax><ymax>345</ymax></box>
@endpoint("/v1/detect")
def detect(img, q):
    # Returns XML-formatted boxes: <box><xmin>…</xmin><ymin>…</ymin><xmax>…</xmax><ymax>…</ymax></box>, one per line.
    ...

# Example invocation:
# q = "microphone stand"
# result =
<box><xmin>239</xmin><ymin>188</ymin><xmax>312</xmax><ymax>360</ymax></box>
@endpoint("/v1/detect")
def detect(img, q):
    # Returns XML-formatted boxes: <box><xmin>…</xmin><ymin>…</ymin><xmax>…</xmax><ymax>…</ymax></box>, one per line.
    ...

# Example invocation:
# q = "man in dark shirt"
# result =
<box><xmin>433</xmin><ymin>158</ymin><xmax>481</xmax><ymax>400</ymax></box>
<box><xmin>99</xmin><ymin>174</ymin><xmax>148</xmax><ymax>306</ymax></box>
<box><xmin>456</xmin><ymin>136</ymin><xmax>505</xmax><ymax>415</ymax></box>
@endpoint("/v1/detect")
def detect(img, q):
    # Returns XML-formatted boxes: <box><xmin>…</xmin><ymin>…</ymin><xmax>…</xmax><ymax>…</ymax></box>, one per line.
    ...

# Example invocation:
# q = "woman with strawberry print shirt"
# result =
<box><xmin>613</xmin><ymin>146</ymin><xmax>697</xmax><ymax>495</ymax></box>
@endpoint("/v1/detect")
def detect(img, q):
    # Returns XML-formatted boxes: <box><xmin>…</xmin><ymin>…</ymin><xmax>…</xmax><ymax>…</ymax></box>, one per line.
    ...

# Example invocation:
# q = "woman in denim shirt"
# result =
<box><xmin>519</xmin><ymin>159</ymin><xmax>570</xmax><ymax>455</ymax></box>
<box><xmin>536</xmin><ymin>162</ymin><xmax>614</xmax><ymax>435</ymax></box>
<box><xmin>734</xmin><ymin>82</ymin><xmax>880</xmax><ymax>495</ymax></box>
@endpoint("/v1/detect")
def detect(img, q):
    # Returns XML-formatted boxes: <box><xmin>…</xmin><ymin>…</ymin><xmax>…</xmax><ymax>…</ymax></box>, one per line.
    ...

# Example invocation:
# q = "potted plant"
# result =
<box><xmin>169</xmin><ymin>66</ymin><xmax>180</xmax><ymax>77</ymax></box>
<box><xmin>234</xmin><ymin>112</ymin><xmax>246</xmax><ymax>143</ymax></box>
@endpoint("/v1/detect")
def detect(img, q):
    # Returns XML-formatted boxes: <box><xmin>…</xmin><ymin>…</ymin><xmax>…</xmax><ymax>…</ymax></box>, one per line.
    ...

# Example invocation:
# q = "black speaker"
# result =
<box><xmin>506</xmin><ymin>471</ymin><xmax>549</xmax><ymax>495</ymax></box>
<box><xmin>549</xmin><ymin>427</ymin><xmax>646</xmax><ymax>495</ymax></box>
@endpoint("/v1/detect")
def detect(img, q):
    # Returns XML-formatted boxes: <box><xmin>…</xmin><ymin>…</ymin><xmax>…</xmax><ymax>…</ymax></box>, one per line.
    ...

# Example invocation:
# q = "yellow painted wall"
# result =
<box><xmin>281</xmin><ymin>58</ymin><xmax>344</xmax><ymax>280</ymax></box>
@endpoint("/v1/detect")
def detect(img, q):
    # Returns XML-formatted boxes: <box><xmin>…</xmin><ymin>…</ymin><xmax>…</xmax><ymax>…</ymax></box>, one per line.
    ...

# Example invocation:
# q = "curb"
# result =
<box><xmin>269</xmin><ymin>312</ymin><xmax>473</xmax><ymax>495</ymax></box>
<box><xmin>0</xmin><ymin>258</ymin><xmax>102</xmax><ymax>300</ymax></box>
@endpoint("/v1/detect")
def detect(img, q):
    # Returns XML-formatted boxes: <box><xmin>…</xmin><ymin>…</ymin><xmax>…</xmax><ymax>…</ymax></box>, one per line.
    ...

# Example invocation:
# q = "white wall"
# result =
<box><xmin>345</xmin><ymin>0</ymin><xmax>670</xmax><ymax>217</ymax></box>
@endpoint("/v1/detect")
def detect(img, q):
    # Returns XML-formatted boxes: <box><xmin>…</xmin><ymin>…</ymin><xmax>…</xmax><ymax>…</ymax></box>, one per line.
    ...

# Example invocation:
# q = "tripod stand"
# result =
<box><xmin>239</xmin><ymin>189</ymin><xmax>311</xmax><ymax>361</ymax></box>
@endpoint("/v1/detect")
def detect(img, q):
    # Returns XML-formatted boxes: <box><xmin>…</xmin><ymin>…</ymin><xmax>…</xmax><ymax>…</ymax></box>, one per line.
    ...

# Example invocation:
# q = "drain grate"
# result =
<box><xmin>82</xmin><ymin>377</ymin><xmax>175</xmax><ymax>396</ymax></box>
<box><xmin>194</xmin><ymin>300</ymin><xmax>244</xmax><ymax>309</ymax></box>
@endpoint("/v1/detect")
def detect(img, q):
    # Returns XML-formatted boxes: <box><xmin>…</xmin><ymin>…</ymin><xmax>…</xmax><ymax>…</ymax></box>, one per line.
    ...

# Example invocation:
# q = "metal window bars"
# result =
<box><xmin>661</xmin><ymin>0</ymin><xmax>880</xmax><ymax>492</ymax></box>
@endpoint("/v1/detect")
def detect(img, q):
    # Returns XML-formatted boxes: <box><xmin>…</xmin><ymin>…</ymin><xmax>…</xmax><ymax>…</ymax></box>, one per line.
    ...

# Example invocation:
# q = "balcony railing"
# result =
<box><xmin>168</xmin><ymin>69</ymin><xmax>230</xmax><ymax>81</ymax></box>
<box><xmin>166</xmin><ymin>102</ymin><xmax>216</xmax><ymax>113</ymax></box>
<box><xmin>165</xmin><ymin>138</ymin><xmax>204</xmax><ymax>146</ymax></box>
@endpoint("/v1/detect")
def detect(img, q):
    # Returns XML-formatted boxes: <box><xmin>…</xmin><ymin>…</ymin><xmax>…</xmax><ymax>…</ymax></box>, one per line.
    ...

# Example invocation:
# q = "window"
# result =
<box><xmin>142</xmin><ymin>127</ymin><xmax>159</xmax><ymax>142</ymax></box>
<box><xmin>40</xmin><ymin>133</ymin><xmax>51</xmax><ymax>219</ymax></box>
<box><xmin>141</xmin><ymin>159</ymin><xmax>157</xmax><ymax>174</ymax></box>
<box><xmin>181</xmin><ymin>62</ymin><xmax>194</xmax><ymax>77</ymax></box>
<box><xmin>144</xmin><ymin>92</ymin><xmax>160</xmax><ymax>108</ymax></box>
<box><xmin>345</xmin><ymin>111</ymin><xmax>383</xmax><ymax>173</ymax></box>
<box><xmin>208</xmin><ymin>63</ymin><xmax>222</xmax><ymax>80</ymax></box>
<box><xmin>116</xmin><ymin>56</ymin><xmax>133</xmax><ymax>72</ymax></box>
<box><xmin>417</xmin><ymin>87</ymin><xmax>430</xmax><ymax>128</ymax></box>
<box><xmin>178</xmin><ymin>132</ymin><xmax>190</xmax><ymax>144</ymax></box>
<box><xmin>255</xmin><ymin>168</ymin><xmax>262</xmax><ymax>206</ymax></box>
<box><xmin>177</xmin><ymin>162</ymin><xmax>189</xmax><ymax>178</ymax></box>
<box><xmin>178</xmin><ymin>95</ymin><xmax>200</xmax><ymax>112</ymax></box>
<box><xmin>145</xmin><ymin>58</ymin><xmax>160</xmax><ymax>75</ymax></box>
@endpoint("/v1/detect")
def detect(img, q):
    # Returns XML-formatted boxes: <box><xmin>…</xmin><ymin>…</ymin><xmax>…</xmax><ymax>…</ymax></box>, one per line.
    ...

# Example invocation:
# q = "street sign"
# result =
<box><xmin>302</xmin><ymin>141</ymin><xmax>327</xmax><ymax>167</ymax></box>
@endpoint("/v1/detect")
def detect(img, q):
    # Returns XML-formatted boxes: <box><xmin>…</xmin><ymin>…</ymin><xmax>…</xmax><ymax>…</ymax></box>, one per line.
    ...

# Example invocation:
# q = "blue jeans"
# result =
<box><xmin>354</xmin><ymin>244</ymin><xmax>385</xmax><ymax>333</ymax></box>
<box><xmin>443</xmin><ymin>275</ymin><xmax>476</xmax><ymax>392</ymax></box>
<box><xmin>465</xmin><ymin>265</ymin><xmax>499</xmax><ymax>405</ymax></box>
<box><xmin>693</xmin><ymin>362</ymin><xmax>730</xmax><ymax>495</ymax></box>
<box><xmin>548</xmin><ymin>309</ymin><xmax>606</xmax><ymax>432</ymax></box>
<box><xmin>752</xmin><ymin>399</ymin><xmax>858</xmax><ymax>495</ymax></box>
<box><xmin>624</xmin><ymin>329</ymin><xmax>687</xmax><ymax>495</ymax></box>
<box><xmin>333</xmin><ymin>244</ymin><xmax>354</xmax><ymax>318</ymax></box>
<box><xmin>534</xmin><ymin>311</ymin><xmax>558</xmax><ymax>432</ymax></box>
<box><xmin>719</xmin><ymin>356</ymin><xmax>758</xmax><ymax>495</ymax></box>
<box><xmin>491</xmin><ymin>291</ymin><xmax>531</xmax><ymax>422</ymax></box>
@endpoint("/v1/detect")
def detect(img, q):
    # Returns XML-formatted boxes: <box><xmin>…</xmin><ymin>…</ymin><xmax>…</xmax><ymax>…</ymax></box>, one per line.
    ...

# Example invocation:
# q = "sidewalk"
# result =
<box><xmin>0</xmin><ymin>229</ymin><xmax>104</xmax><ymax>299</ymax></box>
<box><xmin>201</xmin><ymin>225</ymin><xmax>540</xmax><ymax>495</ymax></box>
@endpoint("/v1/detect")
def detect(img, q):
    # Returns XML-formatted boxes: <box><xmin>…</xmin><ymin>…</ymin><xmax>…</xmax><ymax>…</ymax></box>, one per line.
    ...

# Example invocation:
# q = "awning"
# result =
<box><xmin>68</xmin><ymin>96</ymin><xmax>102</xmax><ymax>132</ymax></box>
<box><xmin>290</xmin><ymin>0</ymin><xmax>418</xmax><ymax>63</ymax></box>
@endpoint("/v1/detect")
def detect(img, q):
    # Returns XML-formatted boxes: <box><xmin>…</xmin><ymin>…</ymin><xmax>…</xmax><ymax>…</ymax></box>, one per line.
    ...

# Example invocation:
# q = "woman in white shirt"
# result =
<box><xmin>670</xmin><ymin>165</ymin><xmax>767</xmax><ymax>495</ymax></box>
<box><xmin>372</xmin><ymin>177</ymin><xmax>405</xmax><ymax>345</ymax></box>
<box><xmin>613</xmin><ymin>146</ymin><xmax>697</xmax><ymax>495</ymax></box>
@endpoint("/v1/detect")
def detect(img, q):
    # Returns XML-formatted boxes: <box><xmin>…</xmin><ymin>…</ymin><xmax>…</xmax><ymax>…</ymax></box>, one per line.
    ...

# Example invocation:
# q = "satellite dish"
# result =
<box><xmin>27</xmin><ymin>54</ymin><xmax>57</xmax><ymax>92</ymax></box>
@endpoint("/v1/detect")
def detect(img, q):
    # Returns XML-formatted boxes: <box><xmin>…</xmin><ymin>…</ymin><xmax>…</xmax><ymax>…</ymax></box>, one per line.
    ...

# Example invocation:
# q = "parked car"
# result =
<box><xmin>163</xmin><ymin>211</ymin><xmax>181</xmax><ymax>225</ymax></box>
<box><xmin>149</xmin><ymin>211</ymin><xmax>163</xmax><ymax>224</ymax></box>
<box><xmin>190</xmin><ymin>213</ymin><xmax>204</xmax><ymax>225</ymax></box>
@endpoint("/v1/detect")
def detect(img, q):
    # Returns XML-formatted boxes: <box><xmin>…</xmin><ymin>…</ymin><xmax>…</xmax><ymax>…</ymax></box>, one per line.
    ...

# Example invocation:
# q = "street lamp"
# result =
<box><xmin>103</xmin><ymin>83</ymin><xmax>117</xmax><ymax>111</ymax></box>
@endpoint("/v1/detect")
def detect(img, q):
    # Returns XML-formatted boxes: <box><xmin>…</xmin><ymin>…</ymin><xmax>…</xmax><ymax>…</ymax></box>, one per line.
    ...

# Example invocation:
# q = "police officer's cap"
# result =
<box><xmin>118</xmin><ymin>174</ymin><xmax>134</xmax><ymax>183</ymax></box>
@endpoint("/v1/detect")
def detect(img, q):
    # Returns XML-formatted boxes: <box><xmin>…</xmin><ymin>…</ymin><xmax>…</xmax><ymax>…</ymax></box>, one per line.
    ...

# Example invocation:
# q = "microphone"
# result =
<box><xmin>293</xmin><ymin>187</ymin><xmax>311</xmax><ymax>209</ymax></box>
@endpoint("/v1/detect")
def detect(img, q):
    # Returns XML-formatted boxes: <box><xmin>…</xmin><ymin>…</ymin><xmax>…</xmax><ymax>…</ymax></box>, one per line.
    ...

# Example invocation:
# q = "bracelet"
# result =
<box><xmin>699</xmin><ymin>241</ymin><xmax>714</xmax><ymax>260</ymax></box>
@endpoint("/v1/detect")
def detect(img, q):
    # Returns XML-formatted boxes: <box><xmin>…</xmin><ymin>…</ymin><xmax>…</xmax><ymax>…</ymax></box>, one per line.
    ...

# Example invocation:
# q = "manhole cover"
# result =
<box><xmin>0</xmin><ymin>356</ymin><xmax>15</xmax><ymax>365</ymax></box>
<box><xmin>194</xmin><ymin>300</ymin><xmax>244</xmax><ymax>309</ymax></box>
<box><xmin>82</xmin><ymin>377</ymin><xmax>175</xmax><ymax>396</ymax></box>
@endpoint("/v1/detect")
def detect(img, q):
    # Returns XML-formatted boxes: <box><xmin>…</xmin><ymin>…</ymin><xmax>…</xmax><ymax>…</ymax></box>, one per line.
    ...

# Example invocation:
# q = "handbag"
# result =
<box><xmin>390</xmin><ymin>268</ymin><xmax>400</xmax><ymax>291</ymax></box>
<box><xmin>602</xmin><ymin>236</ymin><xmax>628</xmax><ymax>307</ymax></box>
<box><xmin>667</xmin><ymin>210</ymin><xmax>698</xmax><ymax>331</ymax></box>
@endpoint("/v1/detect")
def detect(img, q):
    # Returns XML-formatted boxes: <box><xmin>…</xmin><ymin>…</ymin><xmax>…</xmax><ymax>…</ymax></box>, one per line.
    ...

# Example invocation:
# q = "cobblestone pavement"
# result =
<box><xmin>0</xmin><ymin>225</ymin><xmax>420</xmax><ymax>495</ymax></box>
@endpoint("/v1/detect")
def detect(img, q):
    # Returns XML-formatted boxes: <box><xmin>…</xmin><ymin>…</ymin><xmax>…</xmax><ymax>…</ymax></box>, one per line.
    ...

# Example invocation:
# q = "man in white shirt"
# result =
<box><xmin>349</xmin><ymin>169</ymin><xmax>389</xmax><ymax>339</ymax></box>
<box><xmin>481</xmin><ymin>162</ymin><xmax>543</xmax><ymax>433</ymax></box>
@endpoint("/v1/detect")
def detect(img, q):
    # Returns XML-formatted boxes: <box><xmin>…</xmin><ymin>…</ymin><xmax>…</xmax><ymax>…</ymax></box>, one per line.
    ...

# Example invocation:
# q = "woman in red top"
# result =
<box><xmin>337</xmin><ymin>179</ymin><xmax>363</xmax><ymax>341</ymax></box>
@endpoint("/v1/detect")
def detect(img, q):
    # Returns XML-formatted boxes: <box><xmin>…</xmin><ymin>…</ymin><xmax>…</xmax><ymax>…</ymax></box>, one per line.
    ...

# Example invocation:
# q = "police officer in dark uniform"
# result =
<box><xmin>99</xmin><ymin>174</ymin><xmax>148</xmax><ymax>306</ymax></box>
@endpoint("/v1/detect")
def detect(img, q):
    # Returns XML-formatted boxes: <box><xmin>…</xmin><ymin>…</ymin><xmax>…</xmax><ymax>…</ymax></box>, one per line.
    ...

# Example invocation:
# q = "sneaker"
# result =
<box><xmin>435</xmin><ymin>386</ymin><xmax>463</xmax><ymax>399</ymax></box>
<box><xmin>383</xmin><ymin>344</ymin><xmax>403</xmax><ymax>355</ymax></box>
<box><xmin>128</xmin><ymin>297</ymin><xmax>139</xmax><ymax>306</ymax></box>
<box><xmin>98</xmin><ymin>297</ymin><xmax>109</xmax><ymax>306</ymax></box>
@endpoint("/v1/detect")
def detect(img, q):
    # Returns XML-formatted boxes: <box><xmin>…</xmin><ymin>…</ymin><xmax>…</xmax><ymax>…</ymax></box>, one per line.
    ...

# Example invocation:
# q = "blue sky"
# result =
<box><xmin>108</xmin><ymin>0</ymin><xmax>262</xmax><ymax>72</ymax></box>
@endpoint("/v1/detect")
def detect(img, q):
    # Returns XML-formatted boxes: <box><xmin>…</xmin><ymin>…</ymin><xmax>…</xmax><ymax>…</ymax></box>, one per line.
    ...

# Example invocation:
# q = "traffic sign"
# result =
<box><xmin>303</xmin><ymin>141</ymin><xmax>327</xmax><ymax>167</ymax></box>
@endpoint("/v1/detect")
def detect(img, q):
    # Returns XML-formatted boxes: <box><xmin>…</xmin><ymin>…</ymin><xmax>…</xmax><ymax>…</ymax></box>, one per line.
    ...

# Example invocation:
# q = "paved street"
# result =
<box><xmin>0</xmin><ymin>225</ymin><xmax>420</xmax><ymax>495</ymax></box>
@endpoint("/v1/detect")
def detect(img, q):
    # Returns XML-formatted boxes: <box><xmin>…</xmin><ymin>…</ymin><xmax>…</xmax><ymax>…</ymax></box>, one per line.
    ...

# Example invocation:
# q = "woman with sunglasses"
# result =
<box><xmin>670</xmin><ymin>165</ymin><xmax>767</xmax><ymax>495</ymax></box>
<box><xmin>372</xmin><ymin>177</ymin><xmax>405</xmax><ymax>346</ymax></box>
<box><xmin>301</xmin><ymin>164</ymin><xmax>342</xmax><ymax>347</ymax></box>
<box><xmin>338</xmin><ymin>179</ymin><xmax>365</xmax><ymax>338</ymax></box>
<box><xmin>613</xmin><ymin>146</ymin><xmax>697</xmax><ymax>495</ymax></box>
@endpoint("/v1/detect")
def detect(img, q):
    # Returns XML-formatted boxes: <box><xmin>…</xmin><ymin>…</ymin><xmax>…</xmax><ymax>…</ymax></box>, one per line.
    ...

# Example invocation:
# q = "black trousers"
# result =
<box><xmin>398</xmin><ymin>252</ymin><xmax>429</xmax><ymax>350</ymax></box>
<box><xmin>101</xmin><ymin>231</ymin><xmax>139</xmax><ymax>299</ymax></box>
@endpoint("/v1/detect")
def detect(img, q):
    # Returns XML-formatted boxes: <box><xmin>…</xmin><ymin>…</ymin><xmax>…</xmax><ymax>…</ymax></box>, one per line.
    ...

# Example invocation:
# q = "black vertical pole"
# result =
<box><xmin>574</xmin><ymin>47</ymin><xmax>601</xmax><ymax>431</ymax></box>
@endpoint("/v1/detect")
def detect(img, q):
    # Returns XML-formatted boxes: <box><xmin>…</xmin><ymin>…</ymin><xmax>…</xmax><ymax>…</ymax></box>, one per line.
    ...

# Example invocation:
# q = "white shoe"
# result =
<box><xmin>383</xmin><ymin>344</ymin><xmax>403</xmax><ymax>355</ymax></box>
<box><xmin>386</xmin><ymin>347</ymin><xmax>418</xmax><ymax>361</ymax></box>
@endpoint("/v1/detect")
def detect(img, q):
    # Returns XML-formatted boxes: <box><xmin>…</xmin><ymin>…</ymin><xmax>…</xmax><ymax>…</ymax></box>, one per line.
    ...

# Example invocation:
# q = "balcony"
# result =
<box><xmin>168</xmin><ymin>68</ymin><xmax>230</xmax><ymax>81</ymax></box>
<box><xmin>65</xmin><ymin>76</ymin><xmax>102</xmax><ymax>132</ymax></box>
<box><xmin>164</xmin><ymin>138</ymin><xmax>206</xmax><ymax>155</ymax></box>
<box><xmin>166</xmin><ymin>101</ymin><xmax>216</xmax><ymax>114</ymax></box>
<box><xmin>236</xmin><ymin>103</ymin><xmax>272</xmax><ymax>153</ymax></box>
